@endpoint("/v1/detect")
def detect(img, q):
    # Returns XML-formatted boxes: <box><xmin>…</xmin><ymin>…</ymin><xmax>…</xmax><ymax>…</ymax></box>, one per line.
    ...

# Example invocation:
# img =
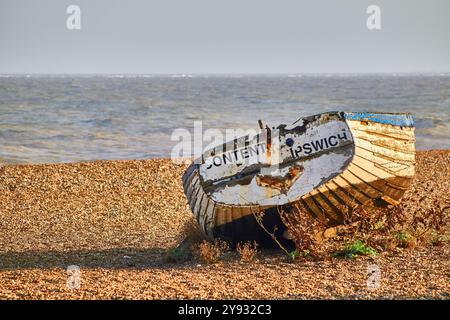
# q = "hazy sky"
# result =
<box><xmin>0</xmin><ymin>0</ymin><xmax>449</xmax><ymax>74</ymax></box>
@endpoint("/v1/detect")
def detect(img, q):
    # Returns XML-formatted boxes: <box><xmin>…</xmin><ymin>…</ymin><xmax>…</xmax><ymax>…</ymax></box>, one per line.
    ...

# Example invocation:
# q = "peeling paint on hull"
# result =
<box><xmin>182</xmin><ymin>111</ymin><xmax>415</xmax><ymax>243</ymax></box>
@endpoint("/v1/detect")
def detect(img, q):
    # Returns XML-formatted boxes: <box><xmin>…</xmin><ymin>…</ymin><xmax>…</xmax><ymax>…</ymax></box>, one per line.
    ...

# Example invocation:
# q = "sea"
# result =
<box><xmin>0</xmin><ymin>74</ymin><xmax>449</xmax><ymax>164</ymax></box>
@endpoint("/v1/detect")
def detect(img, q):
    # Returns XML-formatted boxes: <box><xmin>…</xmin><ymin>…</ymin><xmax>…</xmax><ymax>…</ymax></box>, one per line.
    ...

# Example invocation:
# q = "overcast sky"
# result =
<box><xmin>0</xmin><ymin>0</ymin><xmax>449</xmax><ymax>74</ymax></box>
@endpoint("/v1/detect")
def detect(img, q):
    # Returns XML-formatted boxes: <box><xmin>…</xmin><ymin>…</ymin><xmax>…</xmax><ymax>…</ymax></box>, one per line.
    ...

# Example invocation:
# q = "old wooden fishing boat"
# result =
<box><xmin>182</xmin><ymin>111</ymin><xmax>415</xmax><ymax>244</ymax></box>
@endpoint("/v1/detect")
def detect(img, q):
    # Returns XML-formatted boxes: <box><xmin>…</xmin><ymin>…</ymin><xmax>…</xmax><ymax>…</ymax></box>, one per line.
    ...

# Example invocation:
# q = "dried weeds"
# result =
<box><xmin>195</xmin><ymin>240</ymin><xmax>229</xmax><ymax>264</ymax></box>
<box><xmin>236</xmin><ymin>241</ymin><xmax>258</xmax><ymax>263</ymax></box>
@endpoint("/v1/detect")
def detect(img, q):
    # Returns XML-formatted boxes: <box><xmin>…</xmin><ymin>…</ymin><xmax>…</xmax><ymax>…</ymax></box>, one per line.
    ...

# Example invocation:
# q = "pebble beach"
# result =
<box><xmin>0</xmin><ymin>150</ymin><xmax>448</xmax><ymax>299</ymax></box>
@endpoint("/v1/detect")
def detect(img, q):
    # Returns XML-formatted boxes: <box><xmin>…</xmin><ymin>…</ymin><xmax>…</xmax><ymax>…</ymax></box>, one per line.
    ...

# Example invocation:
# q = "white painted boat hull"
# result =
<box><xmin>182</xmin><ymin>111</ymin><xmax>415</xmax><ymax>244</ymax></box>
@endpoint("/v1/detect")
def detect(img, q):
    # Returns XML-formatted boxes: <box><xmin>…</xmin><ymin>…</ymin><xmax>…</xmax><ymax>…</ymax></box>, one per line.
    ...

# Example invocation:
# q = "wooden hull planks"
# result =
<box><xmin>182</xmin><ymin>111</ymin><xmax>415</xmax><ymax>243</ymax></box>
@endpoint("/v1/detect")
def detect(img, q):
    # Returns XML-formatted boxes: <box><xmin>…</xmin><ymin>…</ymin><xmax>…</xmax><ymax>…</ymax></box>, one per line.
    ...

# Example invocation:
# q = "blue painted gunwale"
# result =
<box><xmin>343</xmin><ymin>112</ymin><xmax>414</xmax><ymax>127</ymax></box>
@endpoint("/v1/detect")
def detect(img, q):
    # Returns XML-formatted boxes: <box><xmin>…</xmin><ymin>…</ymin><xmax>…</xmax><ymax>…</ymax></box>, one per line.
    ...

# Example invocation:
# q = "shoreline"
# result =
<box><xmin>1</xmin><ymin>149</ymin><xmax>449</xmax><ymax>167</ymax></box>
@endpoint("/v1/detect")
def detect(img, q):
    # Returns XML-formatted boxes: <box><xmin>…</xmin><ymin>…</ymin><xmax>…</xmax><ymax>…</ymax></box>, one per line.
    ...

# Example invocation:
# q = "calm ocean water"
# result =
<box><xmin>0</xmin><ymin>74</ymin><xmax>449</xmax><ymax>164</ymax></box>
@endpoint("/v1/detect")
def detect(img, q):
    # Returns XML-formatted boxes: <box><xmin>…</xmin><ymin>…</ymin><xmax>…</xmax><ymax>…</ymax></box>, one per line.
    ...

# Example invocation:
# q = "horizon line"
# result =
<box><xmin>1</xmin><ymin>72</ymin><xmax>450</xmax><ymax>76</ymax></box>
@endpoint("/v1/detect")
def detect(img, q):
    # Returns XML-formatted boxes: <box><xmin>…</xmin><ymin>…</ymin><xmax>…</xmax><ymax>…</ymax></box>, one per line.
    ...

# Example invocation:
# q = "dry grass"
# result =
<box><xmin>257</xmin><ymin>150</ymin><xmax>449</xmax><ymax>261</ymax></box>
<box><xmin>195</xmin><ymin>240</ymin><xmax>229</xmax><ymax>264</ymax></box>
<box><xmin>236</xmin><ymin>241</ymin><xmax>258</xmax><ymax>263</ymax></box>
<box><xmin>279</xmin><ymin>204</ymin><xmax>325</xmax><ymax>255</ymax></box>
<box><xmin>393</xmin><ymin>230</ymin><xmax>417</xmax><ymax>249</ymax></box>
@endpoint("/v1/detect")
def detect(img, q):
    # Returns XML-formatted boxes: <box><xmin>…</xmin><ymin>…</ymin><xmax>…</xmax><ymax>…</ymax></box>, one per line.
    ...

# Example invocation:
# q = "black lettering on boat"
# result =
<box><xmin>288</xmin><ymin>130</ymin><xmax>350</xmax><ymax>160</ymax></box>
<box><xmin>213</xmin><ymin>156</ymin><xmax>222</xmax><ymax>166</ymax></box>
<box><xmin>233</xmin><ymin>150</ymin><xmax>239</xmax><ymax>161</ymax></box>
<box><xmin>259</xmin><ymin>142</ymin><xmax>266</xmax><ymax>153</ymax></box>
<box><xmin>205</xmin><ymin>142</ymin><xmax>267</xmax><ymax>169</ymax></box>
<box><xmin>240</xmin><ymin>148</ymin><xmax>249</xmax><ymax>159</ymax></box>
<box><xmin>311</xmin><ymin>139</ymin><xmax>324</xmax><ymax>151</ymax></box>
<box><xmin>303</xmin><ymin>143</ymin><xmax>312</xmax><ymax>154</ymax></box>
<box><xmin>294</xmin><ymin>145</ymin><xmax>302</xmax><ymax>157</ymax></box>
<box><xmin>222</xmin><ymin>152</ymin><xmax>232</xmax><ymax>165</ymax></box>
<box><xmin>290</xmin><ymin>148</ymin><xmax>296</xmax><ymax>158</ymax></box>
<box><xmin>338</xmin><ymin>131</ymin><xmax>348</xmax><ymax>140</ymax></box>
<box><xmin>248</xmin><ymin>144</ymin><xmax>259</xmax><ymax>157</ymax></box>
<box><xmin>328</xmin><ymin>135</ymin><xmax>338</xmax><ymax>146</ymax></box>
